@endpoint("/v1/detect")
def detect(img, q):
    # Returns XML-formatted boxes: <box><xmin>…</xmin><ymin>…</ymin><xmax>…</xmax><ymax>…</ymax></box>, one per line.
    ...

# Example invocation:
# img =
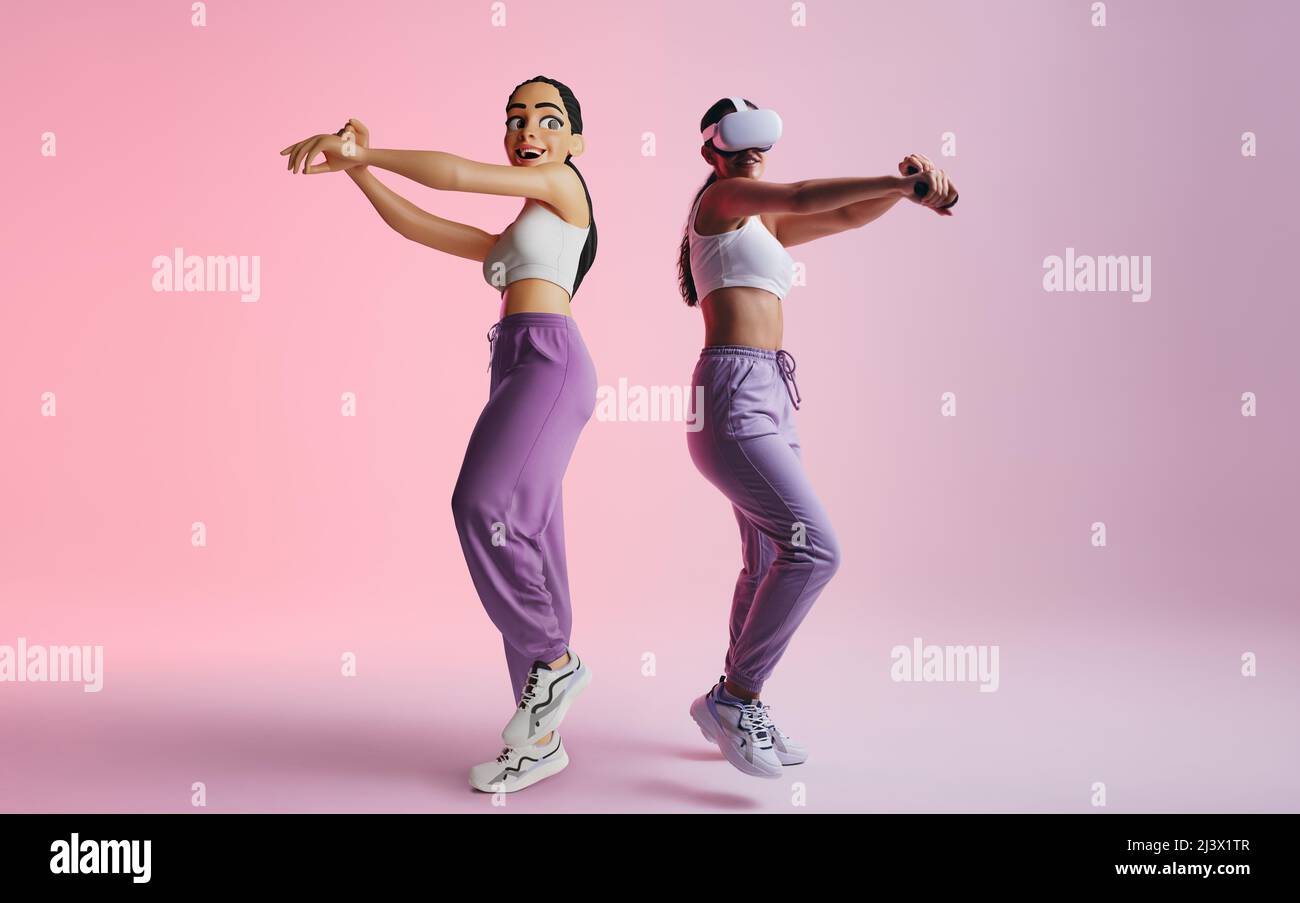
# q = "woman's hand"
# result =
<box><xmin>338</xmin><ymin>118</ymin><xmax>369</xmax><ymax>150</ymax></box>
<box><xmin>898</xmin><ymin>152</ymin><xmax>957</xmax><ymax>215</ymax></box>
<box><xmin>899</xmin><ymin>152</ymin><xmax>937</xmax><ymax>177</ymax></box>
<box><xmin>336</xmin><ymin>119</ymin><xmax>370</xmax><ymax>177</ymax></box>
<box><xmin>280</xmin><ymin>128</ymin><xmax>367</xmax><ymax>175</ymax></box>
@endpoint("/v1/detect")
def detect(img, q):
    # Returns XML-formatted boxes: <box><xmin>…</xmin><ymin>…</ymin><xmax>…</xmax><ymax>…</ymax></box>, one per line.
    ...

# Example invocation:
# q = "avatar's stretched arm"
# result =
<box><xmin>357</xmin><ymin>148</ymin><xmax>571</xmax><ymax>206</ymax></box>
<box><xmin>282</xmin><ymin>128</ymin><xmax>581</xmax><ymax>212</ymax></box>
<box><xmin>346</xmin><ymin>166</ymin><xmax>497</xmax><ymax>261</ymax></box>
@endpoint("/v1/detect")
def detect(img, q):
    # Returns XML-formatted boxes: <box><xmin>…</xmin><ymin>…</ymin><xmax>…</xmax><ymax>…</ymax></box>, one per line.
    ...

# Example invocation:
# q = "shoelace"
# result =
<box><xmin>737</xmin><ymin>702</ymin><xmax>771</xmax><ymax>743</ymax></box>
<box><xmin>755</xmin><ymin>702</ymin><xmax>785</xmax><ymax>738</ymax></box>
<box><xmin>518</xmin><ymin>669</ymin><xmax>542</xmax><ymax>709</ymax></box>
<box><xmin>494</xmin><ymin>747</ymin><xmax>513</xmax><ymax>763</ymax></box>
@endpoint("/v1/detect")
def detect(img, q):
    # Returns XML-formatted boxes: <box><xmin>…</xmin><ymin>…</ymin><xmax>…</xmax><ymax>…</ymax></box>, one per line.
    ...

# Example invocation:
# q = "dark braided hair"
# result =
<box><xmin>509</xmin><ymin>75</ymin><xmax>597</xmax><ymax>299</ymax></box>
<box><xmin>677</xmin><ymin>97</ymin><xmax>757</xmax><ymax>306</ymax></box>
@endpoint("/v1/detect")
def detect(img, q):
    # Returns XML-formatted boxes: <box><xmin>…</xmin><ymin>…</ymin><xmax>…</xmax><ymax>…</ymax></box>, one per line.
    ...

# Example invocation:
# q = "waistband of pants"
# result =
<box><xmin>698</xmin><ymin>344</ymin><xmax>778</xmax><ymax>361</ymax></box>
<box><xmin>487</xmin><ymin>312</ymin><xmax>577</xmax><ymax>369</ymax></box>
<box><xmin>493</xmin><ymin>312</ymin><xmax>576</xmax><ymax>332</ymax></box>
<box><xmin>697</xmin><ymin>345</ymin><xmax>801</xmax><ymax>410</ymax></box>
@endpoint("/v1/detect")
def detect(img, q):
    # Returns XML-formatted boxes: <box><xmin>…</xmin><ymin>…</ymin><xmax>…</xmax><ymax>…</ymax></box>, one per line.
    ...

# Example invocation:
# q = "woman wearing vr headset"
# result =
<box><xmin>679</xmin><ymin>96</ymin><xmax>958</xmax><ymax>778</ymax></box>
<box><xmin>280</xmin><ymin>76</ymin><xmax>598</xmax><ymax>794</ymax></box>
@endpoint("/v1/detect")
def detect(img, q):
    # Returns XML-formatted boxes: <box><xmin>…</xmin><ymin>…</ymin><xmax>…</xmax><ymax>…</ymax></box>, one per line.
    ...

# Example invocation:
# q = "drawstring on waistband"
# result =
<box><xmin>486</xmin><ymin>322</ymin><xmax>500</xmax><ymax>371</ymax></box>
<box><xmin>776</xmin><ymin>349</ymin><xmax>801</xmax><ymax>410</ymax></box>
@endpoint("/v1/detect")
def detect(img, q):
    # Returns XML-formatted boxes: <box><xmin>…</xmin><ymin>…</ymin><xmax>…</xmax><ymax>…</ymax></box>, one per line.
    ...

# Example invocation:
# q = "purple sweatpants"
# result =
<box><xmin>686</xmin><ymin>345</ymin><xmax>842</xmax><ymax>696</ymax></box>
<box><xmin>451</xmin><ymin>312</ymin><xmax>597</xmax><ymax>702</ymax></box>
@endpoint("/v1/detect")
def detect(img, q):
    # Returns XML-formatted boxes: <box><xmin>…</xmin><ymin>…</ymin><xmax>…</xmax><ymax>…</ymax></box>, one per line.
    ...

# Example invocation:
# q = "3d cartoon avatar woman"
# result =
<box><xmin>678</xmin><ymin>96</ymin><xmax>958</xmax><ymax>779</ymax></box>
<box><xmin>280</xmin><ymin>76</ymin><xmax>597</xmax><ymax>793</ymax></box>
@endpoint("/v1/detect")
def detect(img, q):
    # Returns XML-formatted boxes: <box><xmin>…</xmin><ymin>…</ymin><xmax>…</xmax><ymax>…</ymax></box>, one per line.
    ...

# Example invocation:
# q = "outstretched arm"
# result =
<box><xmin>281</xmin><ymin>123</ymin><xmax>583</xmax><ymax>211</ymax></box>
<box><xmin>700</xmin><ymin>174</ymin><xmax>903</xmax><ymax>249</ymax></box>
<box><xmin>347</xmin><ymin>166</ymin><xmax>497</xmax><ymax>261</ymax></box>
<box><xmin>706</xmin><ymin>153</ymin><xmax>956</xmax><ymax>248</ymax></box>
<box><xmin>767</xmin><ymin>195</ymin><xmax>905</xmax><ymax>248</ymax></box>
<box><xmin>704</xmin><ymin>173</ymin><xmax>904</xmax><ymax>220</ymax></box>
<box><xmin>321</xmin><ymin>120</ymin><xmax>499</xmax><ymax>260</ymax></box>
<box><xmin>357</xmin><ymin>148</ymin><xmax>578</xmax><ymax>209</ymax></box>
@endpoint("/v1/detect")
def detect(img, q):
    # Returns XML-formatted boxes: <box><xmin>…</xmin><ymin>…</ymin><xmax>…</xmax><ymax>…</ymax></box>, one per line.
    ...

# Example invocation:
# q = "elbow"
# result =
<box><xmin>788</xmin><ymin>184</ymin><xmax>814</xmax><ymax>215</ymax></box>
<box><xmin>841</xmin><ymin>209</ymin><xmax>869</xmax><ymax>230</ymax></box>
<box><xmin>434</xmin><ymin>153</ymin><xmax>460</xmax><ymax>192</ymax></box>
<box><xmin>390</xmin><ymin>214</ymin><xmax>421</xmax><ymax>242</ymax></box>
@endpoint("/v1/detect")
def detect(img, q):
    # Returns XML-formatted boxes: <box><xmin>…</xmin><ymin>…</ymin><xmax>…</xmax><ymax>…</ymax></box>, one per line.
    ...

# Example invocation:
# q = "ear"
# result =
<box><xmin>567</xmin><ymin>133</ymin><xmax>586</xmax><ymax>159</ymax></box>
<box><xmin>699</xmin><ymin>144</ymin><xmax>715</xmax><ymax>166</ymax></box>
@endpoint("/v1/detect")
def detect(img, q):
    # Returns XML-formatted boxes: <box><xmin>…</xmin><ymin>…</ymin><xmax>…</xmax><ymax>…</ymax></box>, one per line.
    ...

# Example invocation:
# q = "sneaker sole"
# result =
<box><xmin>775</xmin><ymin>748</ymin><xmax>808</xmax><ymax>766</ymax></box>
<box><xmin>469</xmin><ymin>746</ymin><xmax>570</xmax><ymax>793</ymax></box>
<box><xmin>502</xmin><ymin>664</ymin><xmax>592</xmax><ymax>747</ymax></box>
<box><xmin>689</xmin><ymin>695</ymin><xmax>782</xmax><ymax>779</ymax></box>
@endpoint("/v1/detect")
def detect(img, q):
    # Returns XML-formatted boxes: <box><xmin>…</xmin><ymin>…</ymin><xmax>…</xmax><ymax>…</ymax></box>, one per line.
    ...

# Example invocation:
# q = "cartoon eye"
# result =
<box><xmin>506</xmin><ymin>116</ymin><xmax>526</xmax><ymax>130</ymax></box>
<box><xmin>541</xmin><ymin>115</ymin><xmax>563</xmax><ymax>130</ymax></box>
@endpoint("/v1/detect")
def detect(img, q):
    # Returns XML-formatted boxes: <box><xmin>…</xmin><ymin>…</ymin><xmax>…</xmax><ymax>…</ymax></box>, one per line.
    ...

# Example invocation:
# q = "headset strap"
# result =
<box><xmin>701</xmin><ymin>95</ymin><xmax>750</xmax><ymax>145</ymax></box>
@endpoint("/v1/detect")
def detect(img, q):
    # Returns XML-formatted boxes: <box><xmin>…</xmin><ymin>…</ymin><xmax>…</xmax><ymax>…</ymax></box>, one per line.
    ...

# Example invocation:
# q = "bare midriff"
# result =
<box><xmin>700</xmin><ymin>286</ymin><xmax>784</xmax><ymax>350</ymax></box>
<box><xmin>499</xmin><ymin>278</ymin><xmax>574</xmax><ymax>319</ymax></box>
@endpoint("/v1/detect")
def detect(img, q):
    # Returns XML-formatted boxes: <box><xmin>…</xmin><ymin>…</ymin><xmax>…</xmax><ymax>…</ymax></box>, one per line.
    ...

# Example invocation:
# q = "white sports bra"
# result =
<box><xmin>482</xmin><ymin>199</ymin><xmax>590</xmax><ymax>298</ymax></box>
<box><xmin>688</xmin><ymin>183</ymin><xmax>794</xmax><ymax>301</ymax></box>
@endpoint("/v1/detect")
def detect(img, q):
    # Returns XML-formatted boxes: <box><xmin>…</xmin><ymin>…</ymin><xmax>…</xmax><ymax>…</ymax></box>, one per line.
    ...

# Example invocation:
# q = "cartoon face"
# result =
<box><xmin>503</xmin><ymin>81</ymin><xmax>583</xmax><ymax>167</ymax></box>
<box><xmin>703</xmin><ymin>142</ymin><xmax>767</xmax><ymax>181</ymax></box>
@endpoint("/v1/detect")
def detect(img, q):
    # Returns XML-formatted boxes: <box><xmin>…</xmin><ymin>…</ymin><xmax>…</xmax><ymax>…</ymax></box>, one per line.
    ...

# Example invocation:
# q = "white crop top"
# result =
<box><xmin>482</xmin><ymin>199</ymin><xmax>591</xmax><ymax>298</ymax></box>
<box><xmin>688</xmin><ymin>184</ymin><xmax>794</xmax><ymax>301</ymax></box>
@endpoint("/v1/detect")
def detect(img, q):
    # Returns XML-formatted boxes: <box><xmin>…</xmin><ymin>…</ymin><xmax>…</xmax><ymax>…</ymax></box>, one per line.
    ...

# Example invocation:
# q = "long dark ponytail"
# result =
<box><xmin>677</xmin><ymin>97</ymin><xmax>757</xmax><ymax>306</ymax></box>
<box><xmin>510</xmin><ymin>75</ymin><xmax>597</xmax><ymax>299</ymax></box>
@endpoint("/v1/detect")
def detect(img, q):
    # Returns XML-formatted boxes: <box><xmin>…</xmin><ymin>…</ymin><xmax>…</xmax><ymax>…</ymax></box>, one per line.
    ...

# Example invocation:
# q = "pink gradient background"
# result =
<box><xmin>2</xmin><ymin>0</ymin><xmax>1297</xmax><ymax>813</ymax></box>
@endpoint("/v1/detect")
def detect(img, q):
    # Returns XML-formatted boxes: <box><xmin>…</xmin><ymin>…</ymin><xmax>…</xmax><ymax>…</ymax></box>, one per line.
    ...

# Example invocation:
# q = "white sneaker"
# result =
<box><xmin>689</xmin><ymin>676</ymin><xmax>782</xmax><ymax>779</ymax></box>
<box><xmin>468</xmin><ymin>732</ymin><xmax>569</xmax><ymax>793</ymax></box>
<box><xmin>502</xmin><ymin>649</ymin><xmax>592</xmax><ymax>747</ymax></box>
<box><xmin>756</xmin><ymin>701</ymin><xmax>808</xmax><ymax>766</ymax></box>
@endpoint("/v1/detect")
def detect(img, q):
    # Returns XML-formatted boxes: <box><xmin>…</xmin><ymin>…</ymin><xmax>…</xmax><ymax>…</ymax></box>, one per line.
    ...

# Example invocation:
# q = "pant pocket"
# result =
<box><xmin>727</xmin><ymin>360</ymin><xmax>781</xmax><ymax>440</ymax></box>
<box><xmin>522</xmin><ymin>325</ymin><xmax>567</xmax><ymax>365</ymax></box>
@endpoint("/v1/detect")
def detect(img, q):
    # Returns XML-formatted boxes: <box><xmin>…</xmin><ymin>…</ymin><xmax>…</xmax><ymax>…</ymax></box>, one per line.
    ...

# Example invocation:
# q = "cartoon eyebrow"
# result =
<box><xmin>506</xmin><ymin>102</ymin><xmax>565</xmax><ymax>116</ymax></box>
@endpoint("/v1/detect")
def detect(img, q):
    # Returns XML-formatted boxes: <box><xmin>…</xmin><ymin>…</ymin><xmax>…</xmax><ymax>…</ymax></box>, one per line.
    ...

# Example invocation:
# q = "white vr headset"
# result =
<box><xmin>700</xmin><ymin>96</ymin><xmax>782</xmax><ymax>153</ymax></box>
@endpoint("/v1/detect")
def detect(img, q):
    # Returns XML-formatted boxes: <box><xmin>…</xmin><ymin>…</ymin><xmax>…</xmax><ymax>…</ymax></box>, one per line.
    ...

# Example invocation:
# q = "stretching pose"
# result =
<box><xmin>280</xmin><ymin>76</ymin><xmax>598</xmax><ymax>793</ymax></box>
<box><xmin>680</xmin><ymin>96</ymin><xmax>958</xmax><ymax>778</ymax></box>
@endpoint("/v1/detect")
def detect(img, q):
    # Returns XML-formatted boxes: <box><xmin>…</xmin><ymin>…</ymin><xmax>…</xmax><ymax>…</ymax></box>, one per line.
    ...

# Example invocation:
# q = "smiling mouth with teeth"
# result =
<box><xmin>515</xmin><ymin>146</ymin><xmax>545</xmax><ymax>161</ymax></box>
